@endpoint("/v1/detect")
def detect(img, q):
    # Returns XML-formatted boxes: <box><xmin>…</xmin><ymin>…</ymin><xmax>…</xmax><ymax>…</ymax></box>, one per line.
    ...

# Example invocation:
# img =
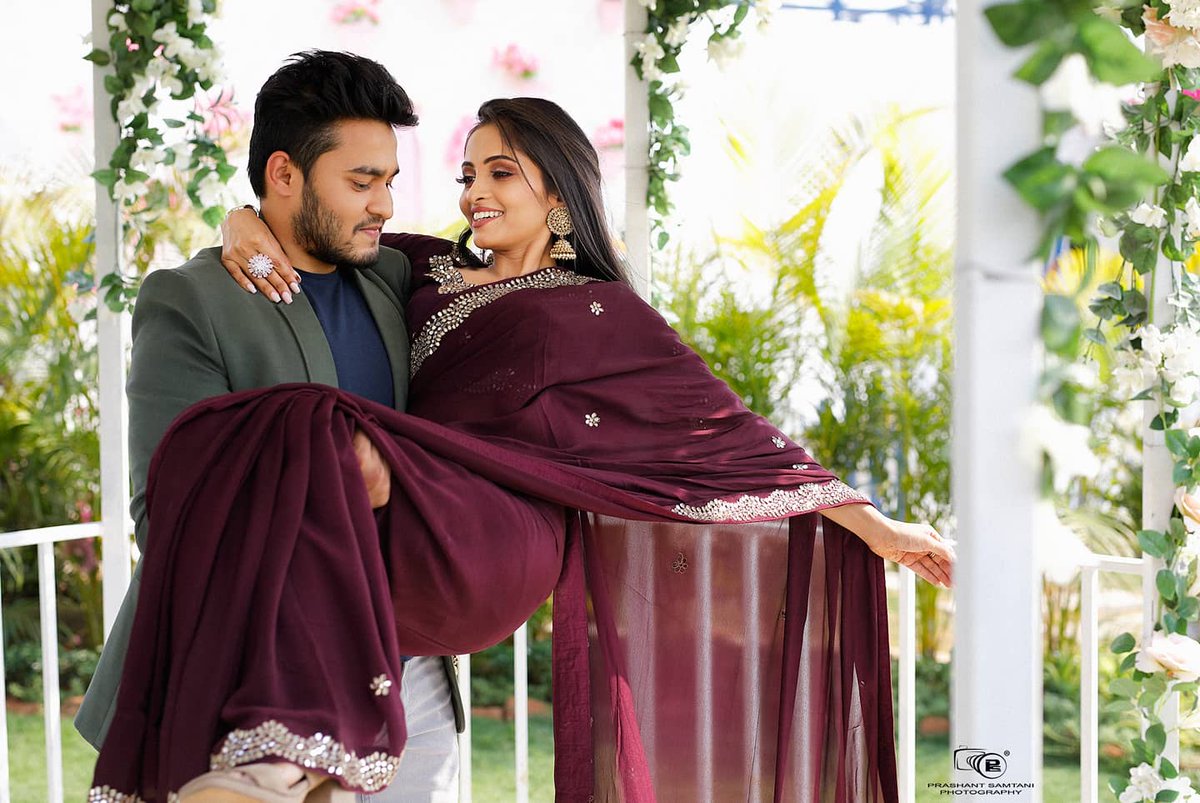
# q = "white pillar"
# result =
<box><xmin>623</xmin><ymin>0</ymin><xmax>651</xmax><ymax>298</ymax></box>
<box><xmin>91</xmin><ymin>0</ymin><xmax>133</xmax><ymax>638</ymax></box>
<box><xmin>952</xmin><ymin>0</ymin><xmax>1043</xmax><ymax>797</ymax></box>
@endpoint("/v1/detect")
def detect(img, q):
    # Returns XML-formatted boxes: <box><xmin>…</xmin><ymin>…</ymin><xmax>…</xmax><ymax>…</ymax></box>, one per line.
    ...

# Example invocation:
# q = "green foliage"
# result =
<box><xmin>655</xmin><ymin>109</ymin><xmax>954</xmax><ymax>655</ymax></box>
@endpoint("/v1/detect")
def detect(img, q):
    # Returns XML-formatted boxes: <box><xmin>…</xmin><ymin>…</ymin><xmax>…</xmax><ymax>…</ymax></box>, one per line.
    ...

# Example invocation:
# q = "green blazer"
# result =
<box><xmin>75</xmin><ymin>246</ymin><xmax>465</xmax><ymax>748</ymax></box>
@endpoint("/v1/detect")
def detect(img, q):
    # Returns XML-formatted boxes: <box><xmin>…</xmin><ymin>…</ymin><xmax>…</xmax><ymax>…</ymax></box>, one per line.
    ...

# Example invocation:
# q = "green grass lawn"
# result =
<box><xmin>6</xmin><ymin>711</ymin><xmax>1124</xmax><ymax>801</ymax></box>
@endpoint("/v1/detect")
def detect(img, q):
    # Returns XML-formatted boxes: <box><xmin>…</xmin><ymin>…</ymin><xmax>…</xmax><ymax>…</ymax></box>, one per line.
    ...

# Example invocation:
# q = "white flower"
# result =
<box><xmin>1040</xmin><ymin>54</ymin><xmax>1130</xmax><ymax>137</ymax></box>
<box><xmin>1173</xmin><ymin>374</ymin><xmax>1200</xmax><ymax>404</ymax></box>
<box><xmin>187</xmin><ymin>0</ymin><xmax>205</xmax><ymax>25</ymax></box>
<box><xmin>1136</xmin><ymin>632</ymin><xmax>1200</xmax><ymax>681</ymax></box>
<box><xmin>1145</xmin><ymin>7</ymin><xmax>1200</xmax><ymax>68</ymax></box>
<box><xmin>635</xmin><ymin>35</ymin><xmax>665</xmax><ymax>80</ymax></box>
<box><xmin>1168</xmin><ymin>0</ymin><xmax>1200</xmax><ymax>31</ymax></box>
<box><xmin>1130</xmin><ymin>202</ymin><xmax>1168</xmax><ymax>228</ymax></box>
<box><xmin>1186</xmin><ymin>197</ymin><xmax>1200</xmax><ymax>240</ymax></box>
<box><xmin>116</xmin><ymin>93</ymin><xmax>150</xmax><ymax>122</ymax></box>
<box><xmin>1162</xmin><ymin>774</ymin><xmax>1200</xmax><ymax>802</ymax></box>
<box><xmin>1121</xmin><ymin>763</ymin><xmax>1164</xmax><ymax>803</ymax></box>
<box><xmin>129</xmin><ymin>150</ymin><xmax>159</xmax><ymax>175</ymax></box>
<box><xmin>160</xmin><ymin>72</ymin><xmax>185</xmax><ymax>98</ymax></box>
<box><xmin>707</xmin><ymin>36</ymin><xmax>745</xmax><ymax>69</ymax></box>
<box><xmin>1055</xmin><ymin>126</ymin><xmax>1100</xmax><ymax>167</ymax></box>
<box><xmin>195</xmin><ymin>171</ymin><xmax>229</xmax><ymax>209</ymax></box>
<box><xmin>115</xmin><ymin>176</ymin><xmax>150</xmax><ymax>206</ymax></box>
<box><xmin>663</xmin><ymin>18</ymin><xmax>689</xmax><ymax>47</ymax></box>
<box><xmin>1139</xmin><ymin>325</ymin><xmax>1166</xmax><ymax>364</ymax></box>
<box><xmin>1036</xmin><ymin>502</ymin><xmax>1097</xmax><ymax>585</ymax></box>
<box><xmin>108</xmin><ymin>11</ymin><xmax>127</xmax><ymax>31</ymax></box>
<box><xmin>1182</xmin><ymin>137</ymin><xmax>1200</xmax><ymax>172</ymax></box>
<box><xmin>756</xmin><ymin>0</ymin><xmax>783</xmax><ymax>29</ymax></box>
<box><xmin>1019</xmin><ymin>405</ymin><xmax>1102</xmax><ymax>492</ymax></box>
<box><xmin>635</xmin><ymin>0</ymin><xmax>657</xmax><ymax>11</ymax></box>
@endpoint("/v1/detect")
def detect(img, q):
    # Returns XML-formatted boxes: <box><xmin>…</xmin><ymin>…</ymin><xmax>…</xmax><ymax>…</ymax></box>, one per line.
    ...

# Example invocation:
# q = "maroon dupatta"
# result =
<box><xmin>90</xmin><ymin>234</ymin><xmax>897</xmax><ymax>802</ymax></box>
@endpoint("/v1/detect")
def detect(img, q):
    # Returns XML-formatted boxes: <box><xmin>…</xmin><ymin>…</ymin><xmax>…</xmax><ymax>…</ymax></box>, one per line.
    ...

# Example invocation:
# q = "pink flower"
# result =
<box><xmin>445</xmin><ymin>114</ymin><xmax>478</xmax><ymax>168</ymax></box>
<box><xmin>331</xmin><ymin>0</ymin><xmax>380</xmax><ymax>25</ymax></box>
<box><xmin>592</xmin><ymin>118</ymin><xmax>625</xmax><ymax>150</ymax></box>
<box><xmin>197</xmin><ymin>87</ymin><xmax>248</xmax><ymax>138</ymax></box>
<box><xmin>1184</xmin><ymin>89</ymin><xmax>1200</xmax><ymax>100</ymax></box>
<box><xmin>1144</xmin><ymin>6</ymin><xmax>1200</xmax><ymax>68</ymax></box>
<box><xmin>53</xmin><ymin>86</ymin><xmax>92</xmax><ymax>133</ymax></box>
<box><xmin>492</xmin><ymin>44</ymin><xmax>539</xmax><ymax>80</ymax></box>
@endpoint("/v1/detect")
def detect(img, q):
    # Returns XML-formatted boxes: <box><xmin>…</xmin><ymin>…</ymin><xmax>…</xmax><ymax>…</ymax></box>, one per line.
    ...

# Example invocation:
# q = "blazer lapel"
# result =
<box><xmin>275</xmin><ymin>296</ymin><xmax>340</xmax><ymax>386</ymax></box>
<box><xmin>353</xmin><ymin>270</ymin><xmax>410</xmax><ymax>409</ymax></box>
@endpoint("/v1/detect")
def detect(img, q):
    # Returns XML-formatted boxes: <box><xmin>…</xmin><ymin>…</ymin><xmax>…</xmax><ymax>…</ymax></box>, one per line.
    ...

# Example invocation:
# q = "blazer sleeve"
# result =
<box><xmin>126</xmin><ymin>268</ymin><xmax>231</xmax><ymax>552</ymax></box>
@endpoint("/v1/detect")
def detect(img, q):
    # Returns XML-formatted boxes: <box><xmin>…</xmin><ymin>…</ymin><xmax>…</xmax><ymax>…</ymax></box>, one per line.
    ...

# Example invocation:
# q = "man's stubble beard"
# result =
<box><xmin>292</xmin><ymin>183</ymin><xmax>379</xmax><ymax>270</ymax></box>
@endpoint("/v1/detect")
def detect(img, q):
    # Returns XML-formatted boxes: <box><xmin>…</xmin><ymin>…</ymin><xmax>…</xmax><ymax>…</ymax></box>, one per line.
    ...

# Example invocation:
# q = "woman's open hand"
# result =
<box><xmin>864</xmin><ymin>518</ymin><xmax>955</xmax><ymax>588</ymax></box>
<box><xmin>219</xmin><ymin>207</ymin><xmax>302</xmax><ymax>303</ymax></box>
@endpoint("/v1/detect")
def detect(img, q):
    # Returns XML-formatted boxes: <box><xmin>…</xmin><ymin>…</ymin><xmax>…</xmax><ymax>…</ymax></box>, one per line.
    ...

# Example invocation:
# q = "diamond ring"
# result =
<box><xmin>247</xmin><ymin>253</ymin><xmax>274</xmax><ymax>280</ymax></box>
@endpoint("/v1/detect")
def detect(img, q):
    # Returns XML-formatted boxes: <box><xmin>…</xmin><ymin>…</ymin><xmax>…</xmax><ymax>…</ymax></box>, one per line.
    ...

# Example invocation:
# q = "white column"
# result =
<box><xmin>1144</xmin><ymin>257</ymin><xmax>1179</xmax><ymax>761</ymax></box>
<box><xmin>91</xmin><ymin>0</ymin><xmax>133</xmax><ymax>638</ymax></box>
<box><xmin>623</xmin><ymin>0</ymin><xmax>651</xmax><ymax>297</ymax></box>
<box><xmin>952</xmin><ymin>0</ymin><xmax>1044</xmax><ymax>796</ymax></box>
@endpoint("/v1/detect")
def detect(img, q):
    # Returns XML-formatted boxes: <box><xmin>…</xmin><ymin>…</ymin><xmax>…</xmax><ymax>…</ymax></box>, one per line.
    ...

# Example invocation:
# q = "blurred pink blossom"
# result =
<box><xmin>1184</xmin><ymin>89</ymin><xmax>1200</xmax><ymax>100</ymax></box>
<box><xmin>592</xmin><ymin>118</ymin><xmax>624</xmax><ymax>150</ymax></box>
<box><xmin>492</xmin><ymin>44</ymin><xmax>539</xmax><ymax>80</ymax></box>
<box><xmin>197</xmin><ymin>87</ymin><xmax>248</xmax><ymax>138</ymax></box>
<box><xmin>53</xmin><ymin>86</ymin><xmax>92</xmax><ymax>133</ymax></box>
<box><xmin>76</xmin><ymin>500</ymin><xmax>94</xmax><ymax>523</ymax></box>
<box><xmin>445</xmin><ymin>114</ymin><xmax>478</xmax><ymax>168</ymax></box>
<box><xmin>331</xmin><ymin>0</ymin><xmax>381</xmax><ymax>25</ymax></box>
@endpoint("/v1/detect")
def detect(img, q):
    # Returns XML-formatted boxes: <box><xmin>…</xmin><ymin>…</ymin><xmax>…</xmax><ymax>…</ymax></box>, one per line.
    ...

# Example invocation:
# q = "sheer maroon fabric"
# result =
<box><xmin>90</xmin><ymin>235</ymin><xmax>897</xmax><ymax>801</ymax></box>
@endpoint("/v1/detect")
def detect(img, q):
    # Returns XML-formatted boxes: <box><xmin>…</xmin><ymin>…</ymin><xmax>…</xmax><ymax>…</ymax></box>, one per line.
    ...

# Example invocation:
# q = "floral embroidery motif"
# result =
<box><xmin>428</xmin><ymin>254</ymin><xmax>469</xmax><ymax>294</ymax></box>
<box><xmin>370</xmin><ymin>674</ymin><xmax>392</xmax><ymax>697</ymax></box>
<box><xmin>590</xmin><ymin>301</ymin><xmax>604</xmax><ymax>315</ymax></box>
<box><xmin>672</xmin><ymin>480</ymin><xmax>868</xmax><ymax>522</ymax></box>
<box><xmin>412</xmin><ymin>267</ymin><xmax>597</xmax><ymax>375</ymax></box>
<box><xmin>771</xmin><ymin>436</ymin><xmax>787</xmax><ymax>449</ymax></box>
<box><xmin>211</xmin><ymin>719</ymin><xmax>401</xmax><ymax>792</ymax></box>
<box><xmin>671</xmin><ymin>552</ymin><xmax>688</xmax><ymax>573</ymax></box>
<box><xmin>585</xmin><ymin>412</ymin><xmax>600</xmax><ymax>427</ymax></box>
<box><xmin>793</xmin><ymin>463</ymin><xmax>809</xmax><ymax>470</ymax></box>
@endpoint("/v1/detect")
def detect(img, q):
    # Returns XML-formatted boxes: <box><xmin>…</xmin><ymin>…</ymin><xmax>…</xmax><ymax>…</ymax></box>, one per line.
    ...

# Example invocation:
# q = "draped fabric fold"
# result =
<box><xmin>92</xmin><ymin>234</ymin><xmax>896</xmax><ymax>801</ymax></box>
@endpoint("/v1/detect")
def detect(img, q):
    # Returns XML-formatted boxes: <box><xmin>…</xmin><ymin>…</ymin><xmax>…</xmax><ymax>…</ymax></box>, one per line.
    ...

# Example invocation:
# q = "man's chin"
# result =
<box><xmin>341</xmin><ymin>244</ymin><xmax>381</xmax><ymax>269</ymax></box>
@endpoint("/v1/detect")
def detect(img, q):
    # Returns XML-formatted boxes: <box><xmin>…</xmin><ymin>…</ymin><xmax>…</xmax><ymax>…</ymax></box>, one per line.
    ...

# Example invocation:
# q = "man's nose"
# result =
<box><xmin>369</xmin><ymin>184</ymin><xmax>394</xmax><ymax>220</ymax></box>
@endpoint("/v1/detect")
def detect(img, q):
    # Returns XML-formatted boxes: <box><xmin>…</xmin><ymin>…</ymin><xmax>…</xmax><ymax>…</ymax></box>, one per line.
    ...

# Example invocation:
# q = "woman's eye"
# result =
<box><xmin>456</xmin><ymin>175</ymin><xmax>475</xmax><ymax>186</ymax></box>
<box><xmin>491</xmin><ymin>170</ymin><xmax>512</xmax><ymax>179</ymax></box>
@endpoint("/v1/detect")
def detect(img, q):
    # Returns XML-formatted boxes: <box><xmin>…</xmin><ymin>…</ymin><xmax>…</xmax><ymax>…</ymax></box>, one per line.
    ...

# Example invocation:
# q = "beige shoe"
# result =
<box><xmin>177</xmin><ymin>763</ymin><xmax>317</xmax><ymax>803</ymax></box>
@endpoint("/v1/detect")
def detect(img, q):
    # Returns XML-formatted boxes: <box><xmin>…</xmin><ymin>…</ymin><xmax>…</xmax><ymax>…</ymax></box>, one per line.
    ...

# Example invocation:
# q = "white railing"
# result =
<box><xmin>0</xmin><ymin>522</ymin><xmax>106</xmax><ymax>803</ymax></box>
<box><xmin>1079</xmin><ymin>553</ymin><xmax>1147</xmax><ymax>803</ymax></box>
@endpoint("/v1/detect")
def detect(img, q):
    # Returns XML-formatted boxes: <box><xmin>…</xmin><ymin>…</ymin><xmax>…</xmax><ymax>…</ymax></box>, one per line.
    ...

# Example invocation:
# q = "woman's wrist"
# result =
<box><xmin>224</xmin><ymin>204</ymin><xmax>258</xmax><ymax>221</ymax></box>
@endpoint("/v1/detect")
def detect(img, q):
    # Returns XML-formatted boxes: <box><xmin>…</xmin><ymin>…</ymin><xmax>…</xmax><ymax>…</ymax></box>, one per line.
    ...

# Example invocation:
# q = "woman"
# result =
<box><xmin>94</xmin><ymin>99</ymin><xmax>952</xmax><ymax>802</ymax></box>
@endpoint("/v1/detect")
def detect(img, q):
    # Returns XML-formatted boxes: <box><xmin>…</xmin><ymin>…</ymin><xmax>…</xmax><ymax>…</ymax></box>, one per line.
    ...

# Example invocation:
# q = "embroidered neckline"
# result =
<box><xmin>429</xmin><ymin>253</ymin><xmax>571</xmax><ymax>295</ymax></box>
<box><xmin>412</xmin><ymin>267</ymin><xmax>598</xmax><ymax>375</ymax></box>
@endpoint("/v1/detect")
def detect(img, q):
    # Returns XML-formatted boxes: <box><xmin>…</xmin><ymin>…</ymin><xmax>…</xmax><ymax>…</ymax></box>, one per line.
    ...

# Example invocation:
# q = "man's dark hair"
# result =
<box><xmin>248</xmin><ymin>50</ymin><xmax>418</xmax><ymax>197</ymax></box>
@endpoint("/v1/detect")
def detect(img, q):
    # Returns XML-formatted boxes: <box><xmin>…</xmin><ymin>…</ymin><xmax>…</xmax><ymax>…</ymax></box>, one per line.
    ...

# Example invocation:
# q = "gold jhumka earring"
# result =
<box><xmin>546</xmin><ymin>206</ymin><xmax>576</xmax><ymax>261</ymax></box>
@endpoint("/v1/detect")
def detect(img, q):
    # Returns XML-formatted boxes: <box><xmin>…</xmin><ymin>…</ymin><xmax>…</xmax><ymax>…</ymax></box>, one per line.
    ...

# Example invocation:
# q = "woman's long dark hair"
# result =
<box><xmin>455</xmin><ymin>98</ymin><xmax>631</xmax><ymax>284</ymax></box>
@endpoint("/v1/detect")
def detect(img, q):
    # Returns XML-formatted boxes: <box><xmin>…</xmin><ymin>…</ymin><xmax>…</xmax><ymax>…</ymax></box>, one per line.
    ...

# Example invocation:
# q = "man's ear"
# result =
<box><xmin>264</xmin><ymin>151</ymin><xmax>301</xmax><ymax>199</ymax></box>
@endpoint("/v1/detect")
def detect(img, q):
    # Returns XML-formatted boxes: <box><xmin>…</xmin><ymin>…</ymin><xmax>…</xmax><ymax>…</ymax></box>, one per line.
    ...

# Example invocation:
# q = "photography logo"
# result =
<box><xmin>954</xmin><ymin>746</ymin><xmax>1009</xmax><ymax>780</ymax></box>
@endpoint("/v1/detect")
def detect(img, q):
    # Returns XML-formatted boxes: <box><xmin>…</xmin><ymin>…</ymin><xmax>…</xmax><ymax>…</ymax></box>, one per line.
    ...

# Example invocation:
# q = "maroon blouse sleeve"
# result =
<box><xmin>380</xmin><ymin>233</ymin><xmax>455</xmax><ymax>270</ymax></box>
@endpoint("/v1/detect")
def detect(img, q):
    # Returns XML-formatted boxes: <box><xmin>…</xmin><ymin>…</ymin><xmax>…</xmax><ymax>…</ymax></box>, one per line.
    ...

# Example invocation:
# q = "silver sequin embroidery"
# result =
<box><xmin>210</xmin><ymin>719</ymin><xmax>401</xmax><ymax>792</ymax></box>
<box><xmin>412</xmin><ymin>267</ymin><xmax>597</xmax><ymax>376</ymax></box>
<box><xmin>672</xmin><ymin>480</ymin><xmax>868</xmax><ymax>522</ymax></box>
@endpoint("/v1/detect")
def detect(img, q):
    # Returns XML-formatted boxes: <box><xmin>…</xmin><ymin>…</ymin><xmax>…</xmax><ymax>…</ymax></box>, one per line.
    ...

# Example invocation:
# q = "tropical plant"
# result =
<box><xmin>656</xmin><ymin>108</ymin><xmax>955</xmax><ymax>657</ymax></box>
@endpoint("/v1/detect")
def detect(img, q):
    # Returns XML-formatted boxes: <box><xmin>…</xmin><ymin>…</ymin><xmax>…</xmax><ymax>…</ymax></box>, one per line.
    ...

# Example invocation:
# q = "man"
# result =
<box><xmin>76</xmin><ymin>50</ymin><xmax>463</xmax><ymax>801</ymax></box>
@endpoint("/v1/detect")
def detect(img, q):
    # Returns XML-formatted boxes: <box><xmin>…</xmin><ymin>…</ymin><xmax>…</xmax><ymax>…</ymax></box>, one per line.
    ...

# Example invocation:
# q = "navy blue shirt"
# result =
<box><xmin>298</xmin><ymin>268</ymin><xmax>395</xmax><ymax>408</ymax></box>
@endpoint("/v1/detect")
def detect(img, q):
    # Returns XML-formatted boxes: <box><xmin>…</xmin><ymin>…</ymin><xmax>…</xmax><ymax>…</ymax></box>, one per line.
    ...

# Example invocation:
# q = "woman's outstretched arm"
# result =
<box><xmin>821</xmin><ymin>502</ymin><xmax>955</xmax><ymax>588</ymax></box>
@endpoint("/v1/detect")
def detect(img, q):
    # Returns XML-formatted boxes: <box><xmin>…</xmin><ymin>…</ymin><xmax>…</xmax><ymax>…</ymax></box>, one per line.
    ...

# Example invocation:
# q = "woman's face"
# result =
<box><xmin>458</xmin><ymin>123</ymin><xmax>559</xmax><ymax>256</ymax></box>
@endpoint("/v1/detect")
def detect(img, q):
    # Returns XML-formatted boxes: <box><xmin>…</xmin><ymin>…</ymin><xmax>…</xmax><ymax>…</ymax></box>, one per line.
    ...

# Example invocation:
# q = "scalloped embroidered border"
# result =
<box><xmin>210</xmin><ymin>719</ymin><xmax>401</xmax><ymax>792</ymax></box>
<box><xmin>672</xmin><ymin>480</ymin><xmax>868</xmax><ymax>522</ymax></box>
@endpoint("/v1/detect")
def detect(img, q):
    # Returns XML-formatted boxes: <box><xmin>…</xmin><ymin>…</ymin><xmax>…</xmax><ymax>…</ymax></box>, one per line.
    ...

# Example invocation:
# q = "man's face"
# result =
<box><xmin>292</xmin><ymin>119</ymin><xmax>399</xmax><ymax>269</ymax></box>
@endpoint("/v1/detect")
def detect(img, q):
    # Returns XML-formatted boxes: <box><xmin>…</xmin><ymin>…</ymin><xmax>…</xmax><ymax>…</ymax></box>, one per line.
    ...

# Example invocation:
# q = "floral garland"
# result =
<box><xmin>986</xmin><ymin>0</ymin><xmax>1200</xmax><ymax>796</ymax></box>
<box><xmin>86</xmin><ymin>0</ymin><xmax>232</xmax><ymax>311</ymax></box>
<box><xmin>630</xmin><ymin>0</ymin><xmax>778</xmax><ymax>246</ymax></box>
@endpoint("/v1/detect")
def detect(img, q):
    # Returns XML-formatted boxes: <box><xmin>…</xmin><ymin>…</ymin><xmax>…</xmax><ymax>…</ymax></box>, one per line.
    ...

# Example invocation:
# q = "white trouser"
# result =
<box><xmin>361</xmin><ymin>656</ymin><xmax>460</xmax><ymax>802</ymax></box>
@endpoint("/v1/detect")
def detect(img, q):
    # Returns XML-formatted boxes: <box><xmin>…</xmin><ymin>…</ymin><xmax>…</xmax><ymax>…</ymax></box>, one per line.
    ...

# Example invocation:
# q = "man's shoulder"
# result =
<box><xmin>367</xmin><ymin>245</ymin><xmax>410</xmax><ymax>279</ymax></box>
<box><xmin>140</xmin><ymin>247</ymin><xmax>233</xmax><ymax>295</ymax></box>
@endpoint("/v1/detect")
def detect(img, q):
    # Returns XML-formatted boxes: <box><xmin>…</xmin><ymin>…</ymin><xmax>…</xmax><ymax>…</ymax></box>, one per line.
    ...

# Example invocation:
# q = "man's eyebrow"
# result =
<box><xmin>346</xmin><ymin>166</ymin><xmax>400</xmax><ymax>178</ymax></box>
